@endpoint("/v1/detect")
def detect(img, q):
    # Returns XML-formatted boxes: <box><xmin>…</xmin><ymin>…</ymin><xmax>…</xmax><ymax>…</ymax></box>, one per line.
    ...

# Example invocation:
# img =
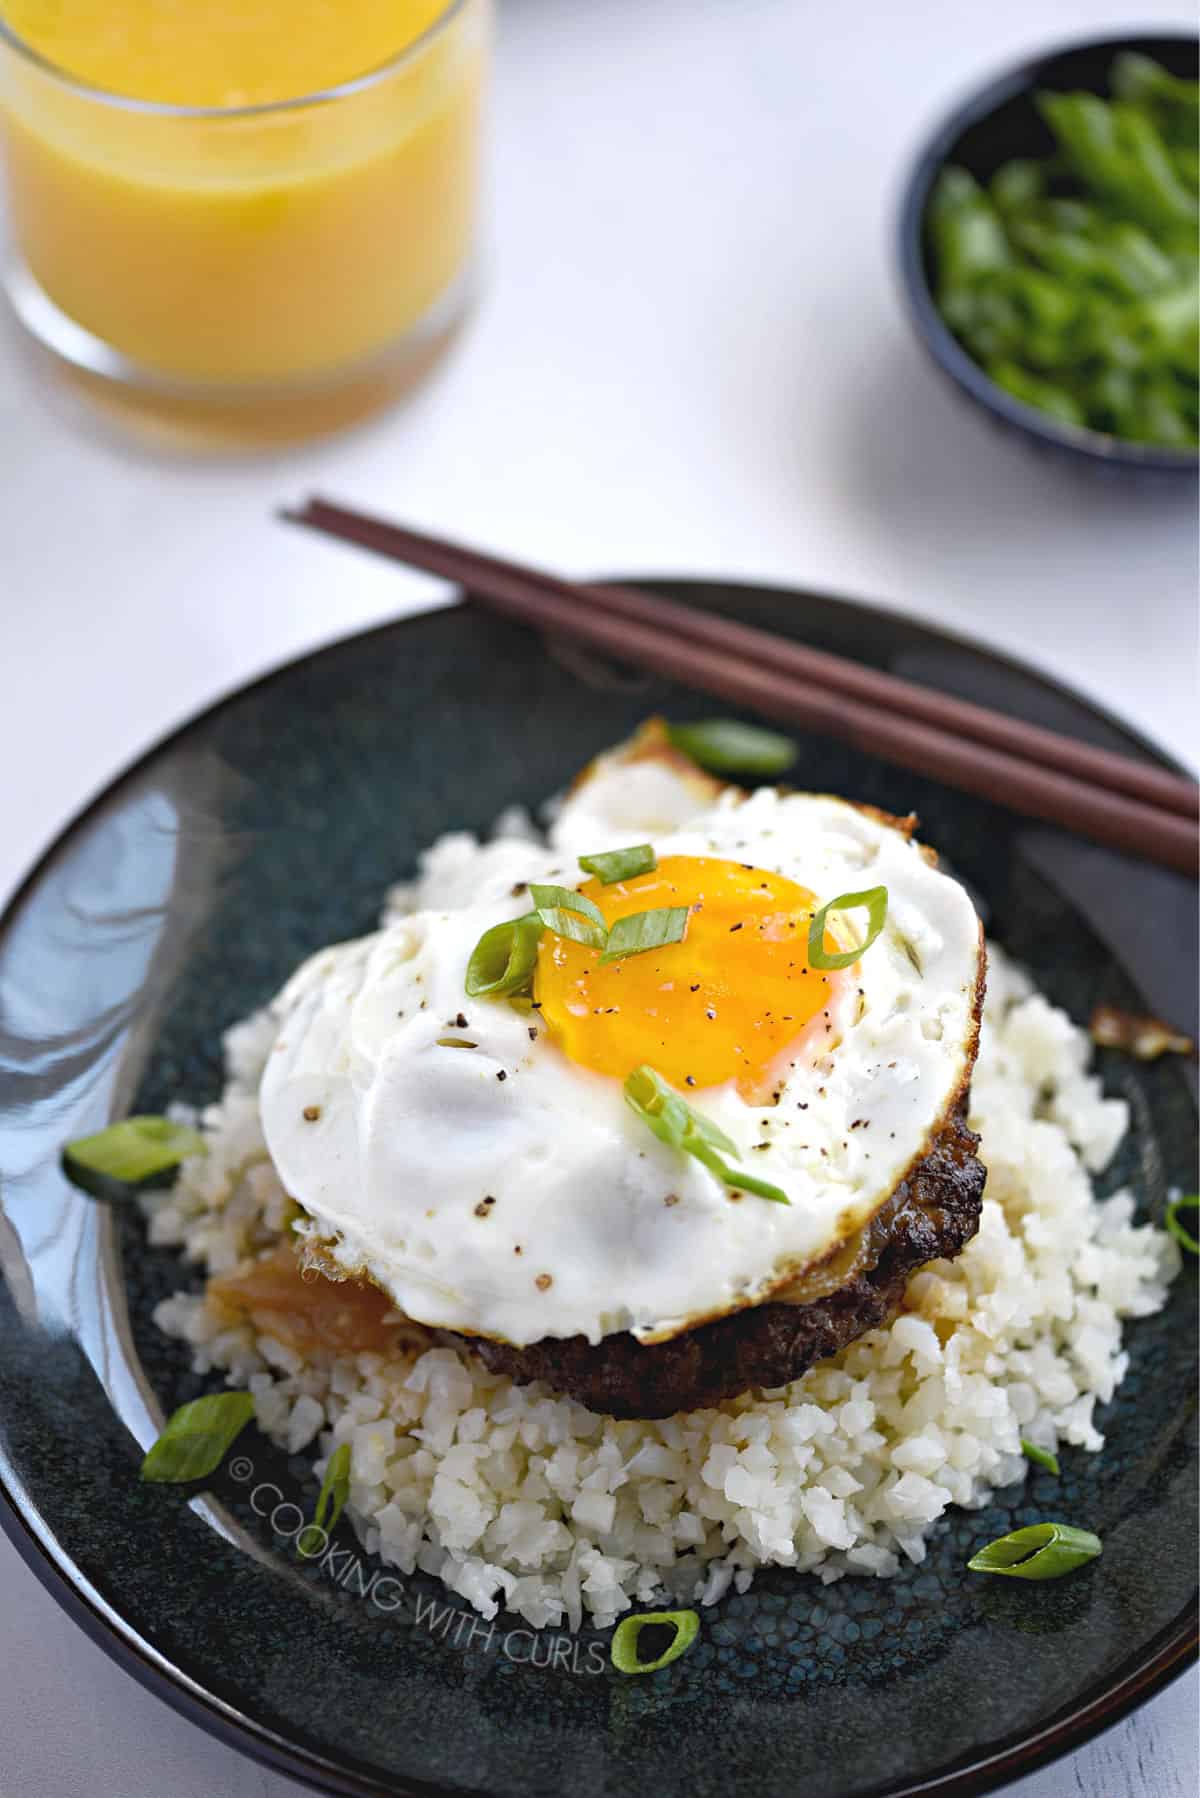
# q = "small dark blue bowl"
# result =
<box><xmin>898</xmin><ymin>32</ymin><xmax>1200</xmax><ymax>478</ymax></box>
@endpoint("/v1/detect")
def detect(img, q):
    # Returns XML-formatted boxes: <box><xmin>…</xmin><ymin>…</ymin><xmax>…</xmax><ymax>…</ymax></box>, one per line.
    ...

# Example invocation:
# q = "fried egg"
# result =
<box><xmin>259</xmin><ymin>760</ymin><xmax>984</xmax><ymax>1349</ymax></box>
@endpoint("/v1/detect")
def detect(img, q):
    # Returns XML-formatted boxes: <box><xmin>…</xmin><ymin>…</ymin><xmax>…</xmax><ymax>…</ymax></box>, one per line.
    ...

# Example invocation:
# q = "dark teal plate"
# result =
<box><xmin>0</xmin><ymin>582</ymin><xmax>1195</xmax><ymax>1798</ymax></box>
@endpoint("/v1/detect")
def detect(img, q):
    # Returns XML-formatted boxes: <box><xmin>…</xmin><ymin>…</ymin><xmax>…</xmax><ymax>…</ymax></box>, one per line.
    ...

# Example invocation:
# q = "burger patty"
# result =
<box><xmin>452</xmin><ymin>1099</ymin><xmax>985</xmax><ymax>1418</ymax></box>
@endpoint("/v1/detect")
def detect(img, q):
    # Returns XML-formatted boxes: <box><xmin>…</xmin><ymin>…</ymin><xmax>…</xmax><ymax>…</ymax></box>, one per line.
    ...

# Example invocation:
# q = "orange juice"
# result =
<box><xmin>0</xmin><ymin>2</ymin><xmax>487</xmax><ymax>386</ymax></box>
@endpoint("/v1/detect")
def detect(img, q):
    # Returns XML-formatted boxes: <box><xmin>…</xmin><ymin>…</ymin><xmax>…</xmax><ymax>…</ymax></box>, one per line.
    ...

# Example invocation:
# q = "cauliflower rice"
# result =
<box><xmin>147</xmin><ymin>943</ymin><xmax>1178</xmax><ymax>1631</ymax></box>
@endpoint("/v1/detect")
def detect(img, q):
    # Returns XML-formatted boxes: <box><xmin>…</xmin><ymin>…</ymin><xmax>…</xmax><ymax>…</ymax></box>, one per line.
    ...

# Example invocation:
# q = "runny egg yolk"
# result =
<box><xmin>534</xmin><ymin>855</ymin><xmax>846</xmax><ymax>1094</ymax></box>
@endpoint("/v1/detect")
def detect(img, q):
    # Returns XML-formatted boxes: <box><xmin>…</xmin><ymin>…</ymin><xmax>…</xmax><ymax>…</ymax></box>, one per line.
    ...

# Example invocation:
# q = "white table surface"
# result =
<box><xmin>1</xmin><ymin>1</ymin><xmax>1196</xmax><ymax>1793</ymax></box>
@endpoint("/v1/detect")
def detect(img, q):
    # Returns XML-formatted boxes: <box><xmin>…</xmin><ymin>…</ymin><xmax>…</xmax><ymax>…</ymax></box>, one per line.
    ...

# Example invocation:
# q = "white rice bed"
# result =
<box><xmin>149</xmin><ymin>945</ymin><xmax>1179</xmax><ymax>1630</ymax></box>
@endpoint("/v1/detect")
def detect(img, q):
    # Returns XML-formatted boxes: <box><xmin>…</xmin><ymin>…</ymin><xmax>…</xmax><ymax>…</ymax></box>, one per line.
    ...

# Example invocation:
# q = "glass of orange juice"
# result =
<box><xmin>0</xmin><ymin>3</ymin><xmax>489</xmax><ymax>437</ymax></box>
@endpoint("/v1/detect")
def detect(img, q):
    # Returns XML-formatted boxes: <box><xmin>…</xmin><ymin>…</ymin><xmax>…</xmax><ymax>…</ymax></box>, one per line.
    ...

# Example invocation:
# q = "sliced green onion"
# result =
<box><xmin>668</xmin><ymin>719</ymin><xmax>797</xmax><ymax>777</ymax></box>
<box><xmin>465</xmin><ymin>913</ymin><xmax>542</xmax><ymax>999</ymax></box>
<box><xmin>1165</xmin><ymin>1194</ymin><xmax>1199</xmax><ymax>1254</ymax></box>
<box><xmin>63</xmin><ymin>1115</ymin><xmax>207</xmax><ymax>1198</ymax></box>
<box><xmin>577</xmin><ymin>844</ymin><xmax>657</xmax><ymax>884</ymax></box>
<box><xmin>624</xmin><ymin>1065</ymin><xmax>790</xmax><ymax>1205</ymax></box>
<box><xmin>315</xmin><ymin>1440</ymin><xmax>352</xmax><ymax>1533</ymax></box>
<box><xmin>625</xmin><ymin>1064</ymin><xmax>737</xmax><ymax>1155</ymax></box>
<box><xmin>529</xmin><ymin>883</ymin><xmax>609</xmax><ymax>950</ymax></box>
<box><xmin>610</xmin><ymin>1609</ymin><xmax>700</xmax><ymax>1675</ymax></box>
<box><xmin>967</xmin><ymin>1521</ymin><xmax>1101</xmax><ymax>1580</ymax></box>
<box><xmin>599</xmin><ymin>906</ymin><xmax>689</xmax><ymax>964</ymax></box>
<box><xmin>1021</xmin><ymin>1440</ymin><xmax>1061</xmax><ymax>1476</ymax></box>
<box><xmin>533</xmin><ymin>910</ymin><xmax>607</xmax><ymax>949</ymax></box>
<box><xmin>720</xmin><ymin>1166</ymin><xmax>793</xmax><ymax>1203</ymax></box>
<box><xmin>808</xmin><ymin>886</ymin><xmax>889</xmax><ymax>972</ymax></box>
<box><xmin>140</xmin><ymin>1391</ymin><xmax>255</xmax><ymax>1484</ymax></box>
<box><xmin>299</xmin><ymin>1441</ymin><xmax>353</xmax><ymax>1553</ymax></box>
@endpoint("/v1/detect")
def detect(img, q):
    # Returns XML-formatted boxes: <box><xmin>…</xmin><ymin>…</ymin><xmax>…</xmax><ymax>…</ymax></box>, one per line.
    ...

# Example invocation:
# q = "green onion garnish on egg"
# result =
<box><xmin>529</xmin><ymin>883</ymin><xmax>609</xmax><ymax>950</ymax></box>
<box><xmin>464</xmin><ymin>913</ymin><xmax>543</xmax><ymax>999</ymax></box>
<box><xmin>140</xmin><ymin>1391</ymin><xmax>256</xmax><ymax>1484</ymax></box>
<box><xmin>808</xmin><ymin>886</ymin><xmax>889</xmax><ymax>972</ymax></box>
<box><xmin>625</xmin><ymin>1064</ymin><xmax>735</xmax><ymax>1155</ymax></box>
<box><xmin>624</xmin><ymin>1065</ymin><xmax>790</xmax><ymax>1204</ymax></box>
<box><xmin>600</xmin><ymin>906</ymin><xmax>689</xmax><ymax>964</ymax></box>
<box><xmin>667</xmin><ymin>718</ymin><xmax>797</xmax><ymax>777</ymax></box>
<box><xmin>1021</xmin><ymin>1440</ymin><xmax>1061</xmax><ymax>1476</ymax></box>
<box><xmin>577</xmin><ymin>844</ymin><xmax>657</xmax><ymax>884</ymax></box>
<box><xmin>610</xmin><ymin>1608</ymin><xmax>700</xmax><ymax>1674</ymax></box>
<box><xmin>967</xmin><ymin>1521</ymin><xmax>1101</xmax><ymax>1580</ymax></box>
<box><xmin>62</xmin><ymin>1115</ymin><xmax>207</xmax><ymax>1199</ymax></box>
<box><xmin>1165</xmin><ymin>1194</ymin><xmax>1198</xmax><ymax>1254</ymax></box>
<box><xmin>717</xmin><ymin>1165</ymin><xmax>796</xmax><ymax>1202</ymax></box>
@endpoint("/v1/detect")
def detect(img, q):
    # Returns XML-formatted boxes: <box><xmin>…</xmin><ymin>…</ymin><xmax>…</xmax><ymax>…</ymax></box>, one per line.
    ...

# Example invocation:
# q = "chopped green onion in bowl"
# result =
<box><xmin>967</xmin><ymin>1521</ymin><xmax>1101</xmax><ymax>1580</ymax></box>
<box><xmin>577</xmin><ymin>844</ymin><xmax>656</xmax><ymax>884</ymax></box>
<box><xmin>667</xmin><ymin>718</ymin><xmax>797</xmax><ymax>777</ymax></box>
<box><xmin>610</xmin><ymin>1608</ymin><xmax>700</xmax><ymax>1674</ymax></box>
<box><xmin>140</xmin><ymin>1391</ymin><xmax>255</xmax><ymax>1484</ymax></box>
<box><xmin>808</xmin><ymin>887</ymin><xmax>888</xmax><ymax>972</ymax></box>
<box><xmin>62</xmin><ymin>1115</ymin><xmax>207</xmax><ymax>1199</ymax></box>
<box><xmin>926</xmin><ymin>53</ymin><xmax>1199</xmax><ymax>450</ymax></box>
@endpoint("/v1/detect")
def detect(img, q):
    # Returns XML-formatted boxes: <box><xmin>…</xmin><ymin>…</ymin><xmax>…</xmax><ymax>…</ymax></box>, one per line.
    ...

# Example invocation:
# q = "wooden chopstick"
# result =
<box><xmin>281</xmin><ymin>498</ymin><xmax>1199</xmax><ymax>878</ymax></box>
<box><xmin>292</xmin><ymin>500</ymin><xmax>1195</xmax><ymax>822</ymax></box>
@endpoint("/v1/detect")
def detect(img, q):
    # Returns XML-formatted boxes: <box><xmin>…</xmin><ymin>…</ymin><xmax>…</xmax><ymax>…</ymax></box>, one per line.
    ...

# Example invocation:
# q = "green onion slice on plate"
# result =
<box><xmin>668</xmin><ymin>719</ymin><xmax>797</xmax><ymax>777</ymax></box>
<box><xmin>625</xmin><ymin>1065</ymin><xmax>789</xmax><ymax>1204</ymax></box>
<box><xmin>314</xmin><ymin>1441</ymin><xmax>352</xmax><ymax>1534</ymax></box>
<box><xmin>577</xmin><ymin>844</ymin><xmax>657</xmax><ymax>884</ymax></box>
<box><xmin>1020</xmin><ymin>1440</ymin><xmax>1060</xmax><ymax>1476</ymax></box>
<box><xmin>600</xmin><ymin>906</ymin><xmax>689</xmax><ymax>964</ymax></box>
<box><xmin>62</xmin><ymin>1115</ymin><xmax>207</xmax><ymax>1198</ymax></box>
<box><xmin>465</xmin><ymin>913</ymin><xmax>542</xmax><ymax>999</ymax></box>
<box><xmin>1165</xmin><ymin>1193</ymin><xmax>1198</xmax><ymax>1254</ymax></box>
<box><xmin>140</xmin><ymin>1391</ymin><xmax>255</xmax><ymax>1484</ymax></box>
<box><xmin>967</xmin><ymin>1521</ymin><xmax>1101</xmax><ymax>1580</ymax></box>
<box><xmin>299</xmin><ymin>1441</ymin><xmax>353</xmax><ymax>1554</ymax></box>
<box><xmin>808</xmin><ymin>886</ymin><xmax>888</xmax><ymax>972</ymax></box>
<box><xmin>610</xmin><ymin>1609</ymin><xmax>700</xmax><ymax>1675</ymax></box>
<box><xmin>529</xmin><ymin>883</ymin><xmax>609</xmax><ymax>950</ymax></box>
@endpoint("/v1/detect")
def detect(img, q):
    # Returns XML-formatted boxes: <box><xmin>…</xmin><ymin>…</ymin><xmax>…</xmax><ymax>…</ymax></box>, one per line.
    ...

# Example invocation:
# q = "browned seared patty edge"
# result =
<box><xmin>451</xmin><ymin>1095</ymin><xmax>985</xmax><ymax>1419</ymax></box>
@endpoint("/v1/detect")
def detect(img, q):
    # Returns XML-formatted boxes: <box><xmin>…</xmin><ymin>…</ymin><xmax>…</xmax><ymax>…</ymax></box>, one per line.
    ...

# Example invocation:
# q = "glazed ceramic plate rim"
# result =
<box><xmin>0</xmin><ymin>579</ymin><xmax>1196</xmax><ymax>1798</ymax></box>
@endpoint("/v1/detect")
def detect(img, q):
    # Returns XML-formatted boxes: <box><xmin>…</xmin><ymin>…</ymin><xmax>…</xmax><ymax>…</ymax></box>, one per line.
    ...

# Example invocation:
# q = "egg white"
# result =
<box><xmin>260</xmin><ymin>776</ymin><xmax>984</xmax><ymax>1349</ymax></box>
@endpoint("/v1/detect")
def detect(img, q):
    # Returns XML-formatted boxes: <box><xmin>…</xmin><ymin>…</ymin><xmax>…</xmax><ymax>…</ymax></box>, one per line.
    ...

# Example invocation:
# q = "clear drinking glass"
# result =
<box><xmin>0</xmin><ymin>2</ymin><xmax>489</xmax><ymax>439</ymax></box>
